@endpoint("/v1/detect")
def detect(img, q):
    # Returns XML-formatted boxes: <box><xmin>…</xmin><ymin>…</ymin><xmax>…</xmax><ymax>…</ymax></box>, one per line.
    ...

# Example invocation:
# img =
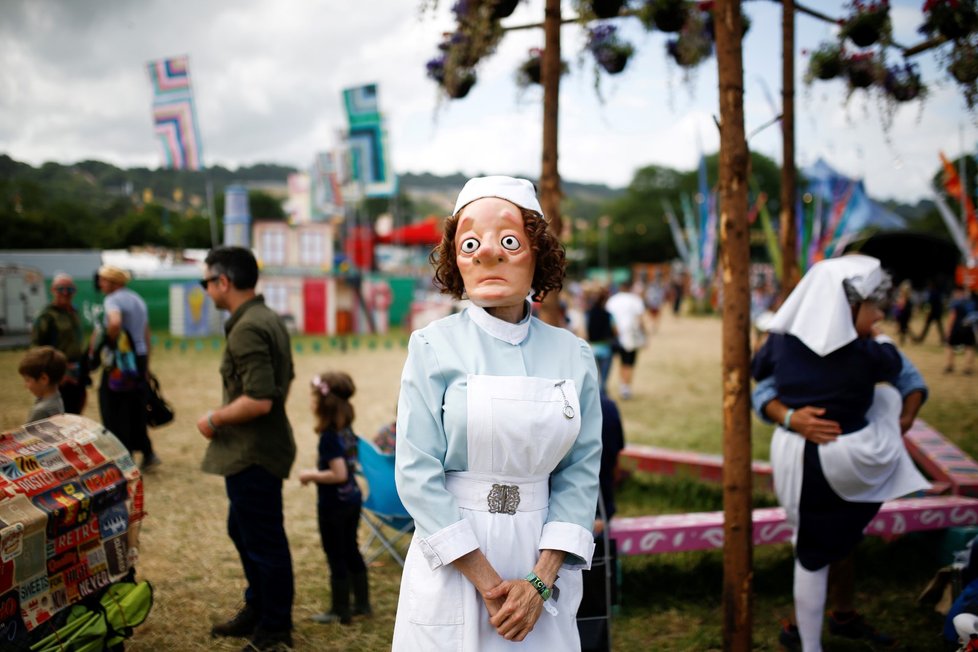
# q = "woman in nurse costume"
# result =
<box><xmin>392</xmin><ymin>176</ymin><xmax>602</xmax><ymax>650</ymax></box>
<box><xmin>751</xmin><ymin>255</ymin><xmax>930</xmax><ymax>651</ymax></box>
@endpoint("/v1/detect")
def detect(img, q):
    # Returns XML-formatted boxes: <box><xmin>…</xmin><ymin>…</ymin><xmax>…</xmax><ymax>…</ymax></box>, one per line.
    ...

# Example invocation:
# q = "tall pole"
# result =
<box><xmin>779</xmin><ymin>0</ymin><xmax>800</xmax><ymax>295</ymax></box>
<box><xmin>715</xmin><ymin>0</ymin><xmax>753</xmax><ymax>649</ymax></box>
<box><xmin>538</xmin><ymin>0</ymin><xmax>564</xmax><ymax>326</ymax></box>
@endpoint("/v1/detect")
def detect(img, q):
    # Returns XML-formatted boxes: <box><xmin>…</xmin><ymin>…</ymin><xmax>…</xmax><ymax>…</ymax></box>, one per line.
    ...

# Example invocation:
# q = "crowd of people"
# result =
<box><xmin>12</xmin><ymin>172</ymin><xmax>978</xmax><ymax>652</ymax></box>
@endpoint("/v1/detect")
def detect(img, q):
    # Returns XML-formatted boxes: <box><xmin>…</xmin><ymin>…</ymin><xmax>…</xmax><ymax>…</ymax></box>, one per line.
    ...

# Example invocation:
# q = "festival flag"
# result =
<box><xmin>662</xmin><ymin>199</ymin><xmax>691</xmax><ymax>266</ymax></box>
<box><xmin>814</xmin><ymin>180</ymin><xmax>856</xmax><ymax>261</ymax></box>
<box><xmin>310</xmin><ymin>151</ymin><xmax>344</xmax><ymax>220</ymax></box>
<box><xmin>700</xmin><ymin>190</ymin><xmax>718</xmax><ymax>281</ymax></box>
<box><xmin>680</xmin><ymin>194</ymin><xmax>703</xmax><ymax>298</ymax></box>
<box><xmin>940</xmin><ymin>151</ymin><xmax>978</xmax><ymax>259</ymax></box>
<box><xmin>146</xmin><ymin>55</ymin><xmax>203</xmax><ymax>170</ymax></box>
<box><xmin>342</xmin><ymin>84</ymin><xmax>397</xmax><ymax>198</ymax></box>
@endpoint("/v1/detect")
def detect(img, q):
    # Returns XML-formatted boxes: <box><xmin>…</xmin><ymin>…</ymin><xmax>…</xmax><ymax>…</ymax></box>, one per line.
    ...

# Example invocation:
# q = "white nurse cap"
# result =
<box><xmin>452</xmin><ymin>176</ymin><xmax>543</xmax><ymax>218</ymax></box>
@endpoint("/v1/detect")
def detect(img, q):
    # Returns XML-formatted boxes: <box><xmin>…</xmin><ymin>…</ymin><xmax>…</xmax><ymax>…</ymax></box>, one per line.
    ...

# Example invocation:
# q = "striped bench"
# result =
<box><xmin>609</xmin><ymin>495</ymin><xmax>978</xmax><ymax>556</ymax></box>
<box><xmin>905</xmin><ymin>420</ymin><xmax>978</xmax><ymax>497</ymax></box>
<box><xmin>618</xmin><ymin>444</ymin><xmax>775</xmax><ymax>492</ymax></box>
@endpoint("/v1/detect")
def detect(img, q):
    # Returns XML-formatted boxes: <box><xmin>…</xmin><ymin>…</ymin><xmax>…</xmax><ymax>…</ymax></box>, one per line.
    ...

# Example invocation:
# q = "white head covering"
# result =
<box><xmin>453</xmin><ymin>176</ymin><xmax>543</xmax><ymax>218</ymax></box>
<box><xmin>765</xmin><ymin>254</ymin><xmax>883</xmax><ymax>357</ymax></box>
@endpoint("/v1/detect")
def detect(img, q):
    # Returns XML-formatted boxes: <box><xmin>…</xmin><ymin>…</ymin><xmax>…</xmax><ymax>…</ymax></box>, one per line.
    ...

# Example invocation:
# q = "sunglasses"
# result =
<box><xmin>53</xmin><ymin>287</ymin><xmax>76</xmax><ymax>294</ymax></box>
<box><xmin>199</xmin><ymin>275</ymin><xmax>220</xmax><ymax>289</ymax></box>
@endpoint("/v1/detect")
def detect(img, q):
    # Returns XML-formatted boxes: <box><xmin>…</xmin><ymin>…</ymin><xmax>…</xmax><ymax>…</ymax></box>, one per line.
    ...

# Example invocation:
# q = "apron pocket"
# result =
<box><xmin>406</xmin><ymin>543</ymin><xmax>464</xmax><ymax>626</ymax></box>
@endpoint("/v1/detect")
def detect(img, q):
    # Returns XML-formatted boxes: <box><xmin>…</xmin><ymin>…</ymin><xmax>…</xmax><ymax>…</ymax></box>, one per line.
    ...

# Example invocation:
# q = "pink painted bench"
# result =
<box><xmin>609</xmin><ymin>495</ymin><xmax>978</xmax><ymax>556</ymax></box>
<box><xmin>905</xmin><ymin>420</ymin><xmax>978</xmax><ymax>497</ymax></box>
<box><xmin>618</xmin><ymin>444</ymin><xmax>775</xmax><ymax>493</ymax></box>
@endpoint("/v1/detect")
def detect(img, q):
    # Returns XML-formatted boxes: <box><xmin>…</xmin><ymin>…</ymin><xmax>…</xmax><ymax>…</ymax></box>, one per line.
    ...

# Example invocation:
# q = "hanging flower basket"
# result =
<box><xmin>805</xmin><ymin>41</ymin><xmax>845</xmax><ymax>82</ymax></box>
<box><xmin>921</xmin><ymin>0</ymin><xmax>978</xmax><ymax>40</ymax></box>
<box><xmin>587</xmin><ymin>24</ymin><xmax>636</xmax><ymax>74</ymax></box>
<box><xmin>426</xmin><ymin>55</ymin><xmax>447</xmax><ymax>84</ymax></box>
<box><xmin>703</xmin><ymin>8</ymin><xmax>752</xmax><ymax>39</ymax></box>
<box><xmin>641</xmin><ymin>0</ymin><xmax>688</xmax><ymax>33</ymax></box>
<box><xmin>666</xmin><ymin>32</ymin><xmax>713</xmax><ymax>68</ymax></box>
<box><xmin>844</xmin><ymin>51</ymin><xmax>882</xmax><ymax>88</ymax></box>
<box><xmin>518</xmin><ymin>48</ymin><xmax>543</xmax><ymax>85</ymax></box>
<box><xmin>444</xmin><ymin>69</ymin><xmax>477</xmax><ymax>99</ymax></box>
<box><xmin>515</xmin><ymin>49</ymin><xmax>569</xmax><ymax>87</ymax></box>
<box><xmin>883</xmin><ymin>62</ymin><xmax>925</xmax><ymax>102</ymax></box>
<box><xmin>949</xmin><ymin>42</ymin><xmax>978</xmax><ymax>83</ymax></box>
<box><xmin>839</xmin><ymin>0</ymin><xmax>891</xmax><ymax>48</ymax></box>
<box><xmin>591</xmin><ymin>0</ymin><xmax>625</xmax><ymax>19</ymax></box>
<box><xmin>490</xmin><ymin>0</ymin><xmax>520</xmax><ymax>20</ymax></box>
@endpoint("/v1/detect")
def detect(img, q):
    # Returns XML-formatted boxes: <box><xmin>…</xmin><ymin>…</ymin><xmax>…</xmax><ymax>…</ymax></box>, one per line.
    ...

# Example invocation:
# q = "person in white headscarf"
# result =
<box><xmin>391</xmin><ymin>176</ymin><xmax>601</xmax><ymax>651</ymax></box>
<box><xmin>751</xmin><ymin>255</ymin><xmax>930</xmax><ymax>652</ymax></box>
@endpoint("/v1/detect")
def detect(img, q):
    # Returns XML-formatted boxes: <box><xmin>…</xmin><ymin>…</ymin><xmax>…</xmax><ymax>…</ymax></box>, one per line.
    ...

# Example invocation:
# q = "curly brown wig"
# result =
<box><xmin>429</xmin><ymin>206</ymin><xmax>566</xmax><ymax>302</ymax></box>
<box><xmin>311</xmin><ymin>371</ymin><xmax>356</xmax><ymax>433</ymax></box>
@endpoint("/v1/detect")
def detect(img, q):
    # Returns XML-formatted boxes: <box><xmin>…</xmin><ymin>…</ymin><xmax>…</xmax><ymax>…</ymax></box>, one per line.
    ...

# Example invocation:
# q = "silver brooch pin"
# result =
<box><xmin>554</xmin><ymin>380</ymin><xmax>574</xmax><ymax>419</ymax></box>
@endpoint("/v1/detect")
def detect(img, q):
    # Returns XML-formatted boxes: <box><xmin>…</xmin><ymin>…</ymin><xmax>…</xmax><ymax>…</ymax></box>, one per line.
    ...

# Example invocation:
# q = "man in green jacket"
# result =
<box><xmin>32</xmin><ymin>273</ymin><xmax>88</xmax><ymax>414</ymax></box>
<box><xmin>196</xmin><ymin>246</ymin><xmax>296</xmax><ymax>652</ymax></box>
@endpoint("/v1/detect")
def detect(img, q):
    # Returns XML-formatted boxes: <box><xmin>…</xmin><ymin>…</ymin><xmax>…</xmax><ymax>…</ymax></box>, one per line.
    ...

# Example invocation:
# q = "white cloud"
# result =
<box><xmin>0</xmin><ymin>0</ymin><xmax>974</xmax><ymax>204</ymax></box>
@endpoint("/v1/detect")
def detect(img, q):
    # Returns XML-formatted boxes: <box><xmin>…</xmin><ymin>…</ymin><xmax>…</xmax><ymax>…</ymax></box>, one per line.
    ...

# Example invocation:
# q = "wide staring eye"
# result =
<box><xmin>459</xmin><ymin>237</ymin><xmax>480</xmax><ymax>254</ymax></box>
<box><xmin>500</xmin><ymin>235</ymin><xmax>521</xmax><ymax>251</ymax></box>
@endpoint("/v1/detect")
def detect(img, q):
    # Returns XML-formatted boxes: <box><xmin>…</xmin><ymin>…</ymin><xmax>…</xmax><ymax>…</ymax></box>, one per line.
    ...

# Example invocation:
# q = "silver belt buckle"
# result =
<box><xmin>487</xmin><ymin>483</ymin><xmax>520</xmax><ymax>515</ymax></box>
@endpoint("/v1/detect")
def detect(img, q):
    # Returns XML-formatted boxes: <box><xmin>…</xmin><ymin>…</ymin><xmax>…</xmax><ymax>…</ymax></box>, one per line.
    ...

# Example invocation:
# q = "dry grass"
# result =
<box><xmin>0</xmin><ymin>311</ymin><xmax>974</xmax><ymax>650</ymax></box>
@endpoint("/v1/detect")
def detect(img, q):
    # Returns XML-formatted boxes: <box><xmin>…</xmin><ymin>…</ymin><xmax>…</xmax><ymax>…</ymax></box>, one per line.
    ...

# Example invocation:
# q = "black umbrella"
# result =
<box><xmin>845</xmin><ymin>231</ymin><xmax>961</xmax><ymax>286</ymax></box>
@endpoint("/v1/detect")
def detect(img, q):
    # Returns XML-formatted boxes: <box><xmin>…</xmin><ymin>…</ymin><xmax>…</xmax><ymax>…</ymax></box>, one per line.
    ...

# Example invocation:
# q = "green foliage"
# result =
<box><xmin>0</xmin><ymin>154</ymin><xmax>295</xmax><ymax>249</ymax></box>
<box><xmin>595</xmin><ymin>151</ymin><xmax>785</xmax><ymax>267</ymax></box>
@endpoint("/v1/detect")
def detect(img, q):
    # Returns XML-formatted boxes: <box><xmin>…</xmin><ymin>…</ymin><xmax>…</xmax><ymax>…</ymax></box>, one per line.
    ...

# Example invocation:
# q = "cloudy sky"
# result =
<box><xmin>2</xmin><ymin>0</ymin><xmax>974</xmax><ymax>203</ymax></box>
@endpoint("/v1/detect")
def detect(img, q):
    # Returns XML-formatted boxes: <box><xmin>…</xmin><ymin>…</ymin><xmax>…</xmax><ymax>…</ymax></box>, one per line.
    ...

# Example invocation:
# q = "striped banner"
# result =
<box><xmin>147</xmin><ymin>56</ymin><xmax>203</xmax><ymax>170</ymax></box>
<box><xmin>342</xmin><ymin>84</ymin><xmax>396</xmax><ymax>198</ymax></box>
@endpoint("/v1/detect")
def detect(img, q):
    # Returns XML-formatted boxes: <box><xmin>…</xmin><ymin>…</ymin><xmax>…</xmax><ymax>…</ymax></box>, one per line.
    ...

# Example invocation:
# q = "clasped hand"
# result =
<box><xmin>481</xmin><ymin>578</ymin><xmax>544</xmax><ymax>642</ymax></box>
<box><xmin>790</xmin><ymin>406</ymin><xmax>841</xmax><ymax>444</ymax></box>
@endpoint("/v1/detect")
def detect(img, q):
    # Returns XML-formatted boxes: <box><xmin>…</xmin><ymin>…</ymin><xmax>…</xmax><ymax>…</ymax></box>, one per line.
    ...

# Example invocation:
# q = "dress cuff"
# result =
<box><xmin>417</xmin><ymin>519</ymin><xmax>480</xmax><ymax>570</ymax></box>
<box><xmin>540</xmin><ymin>521</ymin><xmax>596</xmax><ymax>570</ymax></box>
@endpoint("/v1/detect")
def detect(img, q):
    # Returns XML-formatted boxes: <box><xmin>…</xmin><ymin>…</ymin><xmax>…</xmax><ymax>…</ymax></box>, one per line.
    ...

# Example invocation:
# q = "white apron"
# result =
<box><xmin>771</xmin><ymin>384</ymin><xmax>931</xmax><ymax>535</ymax></box>
<box><xmin>392</xmin><ymin>374</ymin><xmax>585</xmax><ymax>651</ymax></box>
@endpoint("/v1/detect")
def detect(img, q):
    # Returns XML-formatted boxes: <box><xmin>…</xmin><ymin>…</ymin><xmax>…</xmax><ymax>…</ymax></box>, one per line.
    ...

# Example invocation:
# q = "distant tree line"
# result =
<box><xmin>0</xmin><ymin>153</ymin><xmax>960</xmax><ymax>269</ymax></box>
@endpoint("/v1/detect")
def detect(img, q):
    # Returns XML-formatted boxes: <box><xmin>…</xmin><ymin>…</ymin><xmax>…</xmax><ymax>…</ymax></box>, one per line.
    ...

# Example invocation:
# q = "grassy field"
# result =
<box><xmin>0</xmin><ymin>312</ymin><xmax>974</xmax><ymax>651</ymax></box>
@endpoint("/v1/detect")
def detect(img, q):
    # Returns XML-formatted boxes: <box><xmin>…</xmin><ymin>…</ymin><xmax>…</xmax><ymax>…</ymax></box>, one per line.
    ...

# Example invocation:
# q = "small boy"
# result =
<box><xmin>19</xmin><ymin>346</ymin><xmax>68</xmax><ymax>422</ymax></box>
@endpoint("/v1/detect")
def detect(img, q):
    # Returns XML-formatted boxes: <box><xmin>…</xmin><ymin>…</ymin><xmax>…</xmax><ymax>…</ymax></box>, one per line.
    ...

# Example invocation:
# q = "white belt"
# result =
<box><xmin>446</xmin><ymin>473</ymin><xmax>550</xmax><ymax>514</ymax></box>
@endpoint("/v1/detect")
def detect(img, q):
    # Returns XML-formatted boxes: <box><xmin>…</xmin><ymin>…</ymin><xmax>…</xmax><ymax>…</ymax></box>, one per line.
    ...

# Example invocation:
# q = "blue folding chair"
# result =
<box><xmin>357</xmin><ymin>438</ymin><xmax>415</xmax><ymax>567</ymax></box>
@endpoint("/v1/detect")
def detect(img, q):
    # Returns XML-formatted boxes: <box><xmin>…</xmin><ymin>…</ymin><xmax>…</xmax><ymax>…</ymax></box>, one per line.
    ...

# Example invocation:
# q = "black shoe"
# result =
<box><xmin>778</xmin><ymin>620</ymin><xmax>801</xmax><ymax>652</ymax></box>
<box><xmin>352</xmin><ymin>604</ymin><xmax>373</xmax><ymax>617</ymax></box>
<box><xmin>827</xmin><ymin>611</ymin><xmax>897</xmax><ymax>648</ymax></box>
<box><xmin>212</xmin><ymin>604</ymin><xmax>260</xmax><ymax>638</ymax></box>
<box><xmin>140</xmin><ymin>453</ymin><xmax>162</xmax><ymax>472</ymax></box>
<box><xmin>242</xmin><ymin>628</ymin><xmax>293</xmax><ymax>651</ymax></box>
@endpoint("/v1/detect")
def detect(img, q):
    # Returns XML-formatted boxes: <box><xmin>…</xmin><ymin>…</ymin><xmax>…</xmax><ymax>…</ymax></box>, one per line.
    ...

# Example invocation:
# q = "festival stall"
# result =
<box><xmin>0</xmin><ymin>414</ymin><xmax>150</xmax><ymax>649</ymax></box>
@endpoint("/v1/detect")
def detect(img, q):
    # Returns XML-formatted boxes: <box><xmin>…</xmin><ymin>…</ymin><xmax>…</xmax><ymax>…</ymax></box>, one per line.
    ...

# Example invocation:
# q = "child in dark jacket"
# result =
<box><xmin>299</xmin><ymin>371</ymin><xmax>371</xmax><ymax>625</ymax></box>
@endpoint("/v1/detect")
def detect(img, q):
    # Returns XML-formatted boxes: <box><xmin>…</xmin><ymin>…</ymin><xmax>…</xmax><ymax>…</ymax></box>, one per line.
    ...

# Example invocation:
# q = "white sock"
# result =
<box><xmin>793</xmin><ymin>560</ymin><xmax>828</xmax><ymax>652</ymax></box>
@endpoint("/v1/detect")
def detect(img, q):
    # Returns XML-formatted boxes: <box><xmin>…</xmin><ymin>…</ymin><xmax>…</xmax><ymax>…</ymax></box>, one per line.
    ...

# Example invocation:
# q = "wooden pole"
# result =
<box><xmin>779</xmin><ymin>0</ymin><xmax>800</xmax><ymax>296</ymax></box>
<box><xmin>538</xmin><ymin>0</ymin><xmax>564</xmax><ymax>327</ymax></box>
<box><xmin>714</xmin><ymin>0</ymin><xmax>754</xmax><ymax>649</ymax></box>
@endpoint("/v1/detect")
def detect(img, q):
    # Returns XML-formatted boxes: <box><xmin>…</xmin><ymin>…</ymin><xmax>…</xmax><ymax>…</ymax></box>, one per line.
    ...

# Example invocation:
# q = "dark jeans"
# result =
<box><xmin>61</xmin><ymin>380</ymin><xmax>87</xmax><ymax>415</ymax></box>
<box><xmin>98</xmin><ymin>354</ymin><xmax>152</xmax><ymax>457</ymax></box>
<box><xmin>318</xmin><ymin>501</ymin><xmax>366</xmax><ymax>581</ymax></box>
<box><xmin>917</xmin><ymin>311</ymin><xmax>946</xmax><ymax>344</ymax></box>
<box><xmin>227</xmin><ymin>465</ymin><xmax>295</xmax><ymax>632</ymax></box>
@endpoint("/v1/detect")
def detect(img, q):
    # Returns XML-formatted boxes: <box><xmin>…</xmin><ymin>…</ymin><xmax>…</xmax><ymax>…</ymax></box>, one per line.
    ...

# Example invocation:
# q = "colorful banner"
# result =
<box><xmin>940</xmin><ymin>151</ymin><xmax>978</xmax><ymax>261</ymax></box>
<box><xmin>310</xmin><ymin>151</ymin><xmax>344</xmax><ymax>220</ymax></box>
<box><xmin>342</xmin><ymin>84</ymin><xmax>396</xmax><ymax>198</ymax></box>
<box><xmin>662</xmin><ymin>199</ymin><xmax>691</xmax><ymax>266</ymax></box>
<box><xmin>146</xmin><ymin>56</ymin><xmax>203</xmax><ymax>170</ymax></box>
<box><xmin>0</xmin><ymin>415</ymin><xmax>143</xmax><ymax>636</ymax></box>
